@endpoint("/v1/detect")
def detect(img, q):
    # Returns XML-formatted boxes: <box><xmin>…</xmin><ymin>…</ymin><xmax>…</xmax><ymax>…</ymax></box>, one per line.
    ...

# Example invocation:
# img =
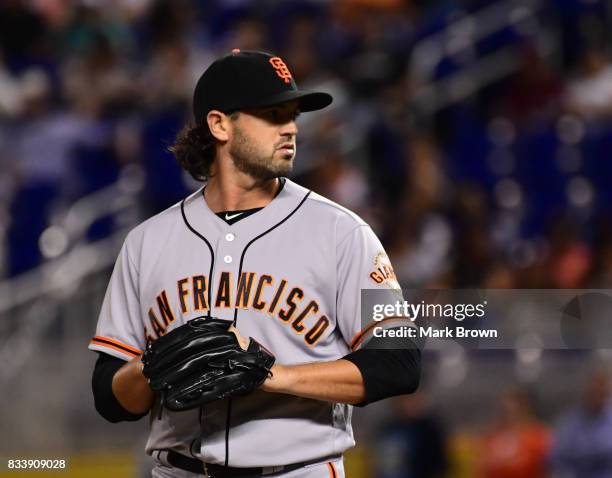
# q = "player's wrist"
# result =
<box><xmin>261</xmin><ymin>364</ymin><xmax>293</xmax><ymax>393</ymax></box>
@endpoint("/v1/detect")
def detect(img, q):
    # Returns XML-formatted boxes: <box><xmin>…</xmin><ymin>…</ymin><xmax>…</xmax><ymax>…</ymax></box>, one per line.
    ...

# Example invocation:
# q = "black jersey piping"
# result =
<box><xmin>232</xmin><ymin>189</ymin><xmax>312</xmax><ymax>326</ymax></box>
<box><xmin>181</xmin><ymin>195</ymin><xmax>216</xmax><ymax>432</ymax></box>
<box><xmin>181</xmin><ymin>196</ymin><xmax>215</xmax><ymax>319</ymax></box>
<box><xmin>223</xmin><ymin>188</ymin><xmax>312</xmax><ymax>466</ymax></box>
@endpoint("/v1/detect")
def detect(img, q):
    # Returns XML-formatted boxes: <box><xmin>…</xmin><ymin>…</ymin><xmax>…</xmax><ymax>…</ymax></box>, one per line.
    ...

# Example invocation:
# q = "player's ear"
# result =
<box><xmin>207</xmin><ymin>110</ymin><xmax>231</xmax><ymax>142</ymax></box>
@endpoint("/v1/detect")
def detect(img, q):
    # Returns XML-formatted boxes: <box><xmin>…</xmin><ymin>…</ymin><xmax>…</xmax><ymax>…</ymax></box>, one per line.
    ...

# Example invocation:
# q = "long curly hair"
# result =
<box><xmin>168</xmin><ymin>121</ymin><xmax>216</xmax><ymax>181</ymax></box>
<box><xmin>169</xmin><ymin>112</ymin><xmax>240</xmax><ymax>180</ymax></box>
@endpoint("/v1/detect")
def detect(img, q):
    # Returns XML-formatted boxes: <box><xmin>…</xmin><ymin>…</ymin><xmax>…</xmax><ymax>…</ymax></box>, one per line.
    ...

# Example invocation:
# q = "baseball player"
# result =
<box><xmin>90</xmin><ymin>50</ymin><xmax>421</xmax><ymax>478</ymax></box>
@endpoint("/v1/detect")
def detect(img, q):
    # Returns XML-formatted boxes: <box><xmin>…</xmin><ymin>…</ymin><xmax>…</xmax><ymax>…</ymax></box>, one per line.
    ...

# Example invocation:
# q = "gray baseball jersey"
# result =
<box><xmin>89</xmin><ymin>178</ymin><xmax>401</xmax><ymax>467</ymax></box>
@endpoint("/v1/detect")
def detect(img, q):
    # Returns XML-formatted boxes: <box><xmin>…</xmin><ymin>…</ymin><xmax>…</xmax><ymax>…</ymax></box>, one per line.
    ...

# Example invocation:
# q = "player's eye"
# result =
<box><xmin>259</xmin><ymin>107</ymin><xmax>299</xmax><ymax>124</ymax></box>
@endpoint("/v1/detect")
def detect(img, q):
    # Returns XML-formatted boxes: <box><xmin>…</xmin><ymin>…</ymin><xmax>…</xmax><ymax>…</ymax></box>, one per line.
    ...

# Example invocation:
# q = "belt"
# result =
<box><xmin>165</xmin><ymin>450</ymin><xmax>340</xmax><ymax>477</ymax></box>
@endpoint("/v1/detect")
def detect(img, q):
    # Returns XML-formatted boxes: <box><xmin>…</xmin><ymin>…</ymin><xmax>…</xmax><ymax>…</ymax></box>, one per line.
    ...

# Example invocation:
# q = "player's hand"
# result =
<box><xmin>226</xmin><ymin>326</ymin><xmax>282</xmax><ymax>392</ymax></box>
<box><xmin>228</xmin><ymin>325</ymin><xmax>250</xmax><ymax>350</ymax></box>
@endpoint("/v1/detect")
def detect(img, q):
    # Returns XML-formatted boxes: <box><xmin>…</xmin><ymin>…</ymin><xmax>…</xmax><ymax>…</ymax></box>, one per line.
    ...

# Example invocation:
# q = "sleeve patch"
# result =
<box><xmin>368</xmin><ymin>252</ymin><xmax>400</xmax><ymax>290</ymax></box>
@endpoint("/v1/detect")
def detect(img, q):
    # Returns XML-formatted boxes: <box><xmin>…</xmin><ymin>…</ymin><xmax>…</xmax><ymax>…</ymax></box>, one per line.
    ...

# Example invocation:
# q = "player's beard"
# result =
<box><xmin>229</xmin><ymin>125</ymin><xmax>294</xmax><ymax>180</ymax></box>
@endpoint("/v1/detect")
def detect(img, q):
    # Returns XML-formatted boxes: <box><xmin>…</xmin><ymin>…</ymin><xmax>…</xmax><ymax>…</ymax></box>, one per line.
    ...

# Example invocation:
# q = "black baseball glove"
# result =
<box><xmin>141</xmin><ymin>317</ymin><xmax>275</xmax><ymax>411</ymax></box>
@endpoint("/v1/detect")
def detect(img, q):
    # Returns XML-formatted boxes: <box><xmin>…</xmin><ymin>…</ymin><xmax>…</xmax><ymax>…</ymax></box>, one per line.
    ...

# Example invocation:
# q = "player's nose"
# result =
<box><xmin>279</xmin><ymin>118</ymin><xmax>298</xmax><ymax>137</ymax></box>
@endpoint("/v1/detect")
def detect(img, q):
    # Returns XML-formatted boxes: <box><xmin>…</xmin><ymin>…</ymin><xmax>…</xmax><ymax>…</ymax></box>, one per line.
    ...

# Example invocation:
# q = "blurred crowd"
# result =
<box><xmin>0</xmin><ymin>0</ymin><xmax>611</xmax><ymax>287</ymax></box>
<box><xmin>373</xmin><ymin>368</ymin><xmax>612</xmax><ymax>478</ymax></box>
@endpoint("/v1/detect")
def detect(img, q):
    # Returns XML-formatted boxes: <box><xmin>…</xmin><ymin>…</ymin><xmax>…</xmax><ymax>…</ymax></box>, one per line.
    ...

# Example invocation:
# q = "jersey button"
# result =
<box><xmin>224</xmin><ymin>255</ymin><xmax>233</xmax><ymax>264</ymax></box>
<box><xmin>225</xmin><ymin>233</ymin><xmax>235</xmax><ymax>242</ymax></box>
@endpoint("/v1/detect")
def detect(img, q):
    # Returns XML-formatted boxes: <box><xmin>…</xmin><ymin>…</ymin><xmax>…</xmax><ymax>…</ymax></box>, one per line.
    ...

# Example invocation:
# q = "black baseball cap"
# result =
<box><xmin>193</xmin><ymin>49</ymin><xmax>333</xmax><ymax>124</ymax></box>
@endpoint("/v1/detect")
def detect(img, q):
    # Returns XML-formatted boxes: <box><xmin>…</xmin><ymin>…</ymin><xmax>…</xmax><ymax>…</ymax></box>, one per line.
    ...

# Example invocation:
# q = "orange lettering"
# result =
<box><xmin>269</xmin><ymin>57</ymin><xmax>292</xmax><ymax>84</ymax></box>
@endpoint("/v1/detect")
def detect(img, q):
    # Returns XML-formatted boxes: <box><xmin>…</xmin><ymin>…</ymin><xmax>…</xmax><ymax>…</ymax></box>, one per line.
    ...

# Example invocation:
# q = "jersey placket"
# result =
<box><xmin>212</xmin><ymin>229</ymin><xmax>241</xmax><ymax>322</ymax></box>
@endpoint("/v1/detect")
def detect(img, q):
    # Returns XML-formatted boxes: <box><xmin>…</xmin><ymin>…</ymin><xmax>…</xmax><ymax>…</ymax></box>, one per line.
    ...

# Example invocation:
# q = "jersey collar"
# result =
<box><xmin>181</xmin><ymin>178</ymin><xmax>310</xmax><ymax>240</ymax></box>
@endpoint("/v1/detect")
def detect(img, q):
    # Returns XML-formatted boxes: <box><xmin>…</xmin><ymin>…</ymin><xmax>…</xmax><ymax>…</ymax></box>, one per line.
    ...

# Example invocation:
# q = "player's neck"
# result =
<box><xmin>204</xmin><ymin>174</ymin><xmax>280</xmax><ymax>213</ymax></box>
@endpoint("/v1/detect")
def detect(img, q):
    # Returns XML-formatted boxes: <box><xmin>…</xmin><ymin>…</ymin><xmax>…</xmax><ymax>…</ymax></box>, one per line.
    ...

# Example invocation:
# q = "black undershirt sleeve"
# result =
<box><xmin>92</xmin><ymin>353</ymin><xmax>148</xmax><ymax>423</ymax></box>
<box><xmin>343</xmin><ymin>333</ymin><xmax>421</xmax><ymax>407</ymax></box>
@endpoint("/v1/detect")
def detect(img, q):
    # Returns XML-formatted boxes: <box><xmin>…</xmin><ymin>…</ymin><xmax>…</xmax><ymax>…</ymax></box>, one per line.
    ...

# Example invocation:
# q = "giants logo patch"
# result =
<box><xmin>269</xmin><ymin>57</ymin><xmax>293</xmax><ymax>84</ymax></box>
<box><xmin>369</xmin><ymin>252</ymin><xmax>400</xmax><ymax>290</ymax></box>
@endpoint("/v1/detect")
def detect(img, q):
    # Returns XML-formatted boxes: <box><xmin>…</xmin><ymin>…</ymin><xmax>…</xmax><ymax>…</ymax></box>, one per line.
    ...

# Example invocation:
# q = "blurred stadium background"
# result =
<box><xmin>1</xmin><ymin>0</ymin><xmax>612</xmax><ymax>476</ymax></box>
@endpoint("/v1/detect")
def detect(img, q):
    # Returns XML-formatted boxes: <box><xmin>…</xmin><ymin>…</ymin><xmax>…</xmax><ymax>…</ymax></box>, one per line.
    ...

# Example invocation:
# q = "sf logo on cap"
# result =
<box><xmin>269</xmin><ymin>57</ymin><xmax>292</xmax><ymax>84</ymax></box>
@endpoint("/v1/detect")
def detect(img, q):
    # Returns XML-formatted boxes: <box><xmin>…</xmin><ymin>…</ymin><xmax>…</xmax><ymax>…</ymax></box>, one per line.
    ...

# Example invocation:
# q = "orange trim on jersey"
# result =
<box><xmin>327</xmin><ymin>462</ymin><xmax>338</xmax><ymax>478</ymax></box>
<box><xmin>90</xmin><ymin>336</ymin><xmax>142</xmax><ymax>358</ymax></box>
<box><xmin>349</xmin><ymin>316</ymin><xmax>410</xmax><ymax>351</ymax></box>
